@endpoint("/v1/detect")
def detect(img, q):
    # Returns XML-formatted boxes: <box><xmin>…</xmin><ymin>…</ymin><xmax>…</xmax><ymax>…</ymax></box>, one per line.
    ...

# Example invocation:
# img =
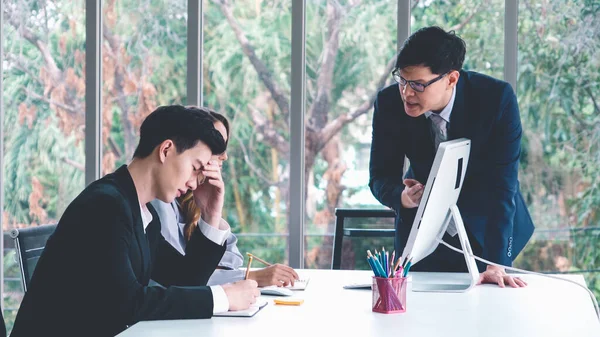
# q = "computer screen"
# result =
<box><xmin>400</xmin><ymin>138</ymin><xmax>479</xmax><ymax>292</ymax></box>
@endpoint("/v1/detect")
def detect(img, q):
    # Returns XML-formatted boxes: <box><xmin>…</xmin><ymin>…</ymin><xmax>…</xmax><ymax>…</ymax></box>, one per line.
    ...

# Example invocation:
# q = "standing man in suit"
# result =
<box><xmin>11</xmin><ymin>106</ymin><xmax>260</xmax><ymax>337</ymax></box>
<box><xmin>369</xmin><ymin>26</ymin><xmax>535</xmax><ymax>287</ymax></box>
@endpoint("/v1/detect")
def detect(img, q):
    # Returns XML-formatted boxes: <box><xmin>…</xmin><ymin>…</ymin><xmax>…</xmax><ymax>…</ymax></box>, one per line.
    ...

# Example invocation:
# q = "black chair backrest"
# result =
<box><xmin>332</xmin><ymin>208</ymin><xmax>396</xmax><ymax>269</ymax></box>
<box><xmin>9</xmin><ymin>224</ymin><xmax>57</xmax><ymax>292</ymax></box>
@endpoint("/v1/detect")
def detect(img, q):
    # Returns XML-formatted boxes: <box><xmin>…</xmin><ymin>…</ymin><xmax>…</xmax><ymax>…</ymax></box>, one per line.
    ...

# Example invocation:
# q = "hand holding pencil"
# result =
<box><xmin>245</xmin><ymin>253</ymin><xmax>299</xmax><ymax>287</ymax></box>
<box><xmin>221</xmin><ymin>279</ymin><xmax>260</xmax><ymax>311</ymax></box>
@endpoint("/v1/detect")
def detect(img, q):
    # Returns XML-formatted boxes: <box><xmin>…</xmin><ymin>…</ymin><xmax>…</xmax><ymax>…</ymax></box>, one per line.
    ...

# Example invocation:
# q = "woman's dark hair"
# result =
<box><xmin>207</xmin><ymin>109</ymin><xmax>230</xmax><ymax>148</ymax></box>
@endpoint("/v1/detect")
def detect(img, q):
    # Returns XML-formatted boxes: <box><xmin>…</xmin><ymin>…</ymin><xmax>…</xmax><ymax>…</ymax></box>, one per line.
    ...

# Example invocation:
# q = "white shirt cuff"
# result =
<box><xmin>198</xmin><ymin>218</ymin><xmax>231</xmax><ymax>245</ymax></box>
<box><xmin>210</xmin><ymin>285</ymin><xmax>230</xmax><ymax>314</ymax></box>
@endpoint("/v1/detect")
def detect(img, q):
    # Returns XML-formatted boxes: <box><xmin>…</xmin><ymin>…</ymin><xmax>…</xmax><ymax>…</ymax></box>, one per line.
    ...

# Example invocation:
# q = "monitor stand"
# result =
<box><xmin>412</xmin><ymin>204</ymin><xmax>479</xmax><ymax>293</ymax></box>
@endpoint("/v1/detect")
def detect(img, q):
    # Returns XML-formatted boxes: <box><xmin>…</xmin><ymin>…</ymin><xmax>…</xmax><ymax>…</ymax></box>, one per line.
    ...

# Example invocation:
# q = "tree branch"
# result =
<box><xmin>42</xmin><ymin>0</ymin><xmax>50</xmax><ymax>41</ymax></box>
<box><xmin>448</xmin><ymin>2</ymin><xmax>487</xmax><ymax>32</ymax></box>
<box><xmin>523</xmin><ymin>1</ymin><xmax>545</xmax><ymax>41</ymax></box>
<box><xmin>212</xmin><ymin>0</ymin><xmax>290</xmax><ymax>117</ymax></box>
<box><xmin>238</xmin><ymin>139</ymin><xmax>278</xmax><ymax>186</ymax></box>
<box><xmin>108</xmin><ymin>136</ymin><xmax>123</xmax><ymax>159</ymax></box>
<box><xmin>568</xmin><ymin>109</ymin><xmax>590</xmax><ymax>129</ymax></box>
<box><xmin>23</xmin><ymin>87</ymin><xmax>80</xmax><ymax>115</ymax></box>
<box><xmin>411</xmin><ymin>0</ymin><xmax>421</xmax><ymax>10</ymax></box>
<box><xmin>307</xmin><ymin>1</ymin><xmax>342</xmax><ymax>131</ymax></box>
<box><xmin>247</xmin><ymin>104</ymin><xmax>290</xmax><ymax>156</ymax></box>
<box><xmin>3</xmin><ymin>6</ymin><xmax>61</xmax><ymax>81</ymax></box>
<box><xmin>585</xmin><ymin>87</ymin><xmax>600</xmax><ymax>114</ymax></box>
<box><xmin>318</xmin><ymin>55</ymin><xmax>396</xmax><ymax>149</ymax></box>
<box><xmin>5</xmin><ymin>53</ymin><xmax>43</xmax><ymax>85</ymax></box>
<box><xmin>4</xmin><ymin>4</ymin><xmax>83</xmax><ymax>129</ymax></box>
<box><xmin>61</xmin><ymin>157</ymin><xmax>84</xmax><ymax>171</ymax></box>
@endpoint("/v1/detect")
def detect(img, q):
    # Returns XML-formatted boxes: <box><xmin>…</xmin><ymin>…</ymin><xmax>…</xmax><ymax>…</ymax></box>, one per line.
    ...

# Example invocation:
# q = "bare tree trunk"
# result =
<box><xmin>307</xmin><ymin>2</ymin><xmax>341</xmax><ymax>131</ymax></box>
<box><xmin>266</xmin><ymin>102</ymin><xmax>282</xmax><ymax>231</ymax></box>
<box><xmin>103</xmin><ymin>24</ymin><xmax>137</xmax><ymax>160</ymax></box>
<box><xmin>309</xmin><ymin>135</ymin><xmax>347</xmax><ymax>268</ymax></box>
<box><xmin>228</xmin><ymin>158</ymin><xmax>247</xmax><ymax>230</ymax></box>
<box><xmin>320</xmin><ymin>135</ymin><xmax>347</xmax><ymax>229</ymax></box>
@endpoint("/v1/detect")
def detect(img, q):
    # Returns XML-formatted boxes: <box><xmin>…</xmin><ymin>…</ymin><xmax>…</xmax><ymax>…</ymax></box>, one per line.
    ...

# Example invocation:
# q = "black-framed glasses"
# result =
<box><xmin>392</xmin><ymin>69</ymin><xmax>449</xmax><ymax>93</ymax></box>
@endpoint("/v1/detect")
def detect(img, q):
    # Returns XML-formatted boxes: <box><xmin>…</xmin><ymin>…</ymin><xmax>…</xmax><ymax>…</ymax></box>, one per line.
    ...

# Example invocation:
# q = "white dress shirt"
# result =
<box><xmin>423</xmin><ymin>87</ymin><xmax>458</xmax><ymax>236</ymax></box>
<box><xmin>140</xmin><ymin>204</ymin><xmax>153</xmax><ymax>233</ymax></box>
<box><xmin>424</xmin><ymin>86</ymin><xmax>456</xmax><ymax>126</ymax></box>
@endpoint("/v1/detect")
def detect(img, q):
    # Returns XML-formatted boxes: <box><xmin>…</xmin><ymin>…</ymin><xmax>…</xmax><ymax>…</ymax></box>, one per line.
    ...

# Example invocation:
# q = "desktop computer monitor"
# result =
<box><xmin>400</xmin><ymin>138</ymin><xmax>479</xmax><ymax>292</ymax></box>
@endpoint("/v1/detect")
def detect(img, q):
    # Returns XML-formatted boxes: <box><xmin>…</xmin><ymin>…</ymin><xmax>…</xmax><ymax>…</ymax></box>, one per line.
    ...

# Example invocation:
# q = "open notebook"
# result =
<box><xmin>259</xmin><ymin>278</ymin><xmax>310</xmax><ymax>296</ymax></box>
<box><xmin>214</xmin><ymin>299</ymin><xmax>268</xmax><ymax>318</ymax></box>
<box><xmin>289</xmin><ymin>277</ymin><xmax>310</xmax><ymax>290</ymax></box>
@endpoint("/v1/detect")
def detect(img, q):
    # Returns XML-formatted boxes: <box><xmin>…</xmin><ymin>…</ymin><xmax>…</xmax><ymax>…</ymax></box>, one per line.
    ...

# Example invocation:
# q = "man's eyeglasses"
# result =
<box><xmin>392</xmin><ymin>69</ymin><xmax>449</xmax><ymax>93</ymax></box>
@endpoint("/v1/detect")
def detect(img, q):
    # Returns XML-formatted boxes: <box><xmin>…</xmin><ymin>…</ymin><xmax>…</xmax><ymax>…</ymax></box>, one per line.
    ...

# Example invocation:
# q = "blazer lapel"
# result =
<box><xmin>114</xmin><ymin>165</ymin><xmax>152</xmax><ymax>281</ymax></box>
<box><xmin>133</xmin><ymin>212</ymin><xmax>152</xmax><ymax>282</ymax></box>
<box><xmin>401</xmin><ymin>112</ymin><xmax>436</xmax><ymax>173</ymax></box>
<box><xmin>449</xmin><ymin>72</ymin><xmax>467</xmax><ymax>140</ymax></box>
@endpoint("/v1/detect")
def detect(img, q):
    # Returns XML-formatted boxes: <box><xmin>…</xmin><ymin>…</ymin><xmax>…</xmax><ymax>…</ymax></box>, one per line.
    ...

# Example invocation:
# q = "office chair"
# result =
<box><xmin>332</xmin><ymin>208</ymin><xmax>396</xmax><ymax>269</ymax></box>
<box><xmin>0</xmin><ymin>306</ymin><xmax>5</xmax><ymax>337</ymax></box>
<box><xmin>9</xmin><ymin>224</ymin><xmax>57</xmax><ymax>292</ymax></box>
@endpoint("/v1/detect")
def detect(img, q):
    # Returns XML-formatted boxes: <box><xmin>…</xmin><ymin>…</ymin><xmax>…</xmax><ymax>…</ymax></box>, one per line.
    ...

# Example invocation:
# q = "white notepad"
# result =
<box><xmin>288</xmin><ymin>278</ymin><xmax>310</xmax><ymax>290</ymax></box>
<box><xmin>214</xmin><ymin>299</ymin><xmax>268</xmax><ymax>317</ymax></box>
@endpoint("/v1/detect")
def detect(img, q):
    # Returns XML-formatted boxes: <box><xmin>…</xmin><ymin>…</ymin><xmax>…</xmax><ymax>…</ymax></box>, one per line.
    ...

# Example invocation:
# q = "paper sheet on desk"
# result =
<box><xmin>214</xmin><ymin>299</ymin><xmax>268</xmax><ymax>317</ymax></box>
<box><xmin>288</xmin><ymin>278</ymin><xmax>310</xmax><ymax>290</ymax></box>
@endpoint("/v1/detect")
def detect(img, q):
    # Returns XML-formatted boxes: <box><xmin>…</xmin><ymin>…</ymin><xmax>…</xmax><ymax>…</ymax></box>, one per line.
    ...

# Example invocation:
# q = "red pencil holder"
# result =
<box><xmin>372</xmin><ymin>276</ymin><xmax>407</xmax><ymax>314</ymax></box>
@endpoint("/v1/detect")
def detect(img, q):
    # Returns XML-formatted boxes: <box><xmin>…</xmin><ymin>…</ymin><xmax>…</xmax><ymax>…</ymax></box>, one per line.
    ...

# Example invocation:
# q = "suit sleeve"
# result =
<box><xmin>484</xmin><ymin>84</ymin><xmax>522</xmax><ymax>266</ymax></box>
<box><xmin>369</xmin><ymin>91</ymin><xmax>406</xmax><ymax>214</ymax></box>
<box><xmin>90</xmin><ymin>195</ymin><xmax>217</xmax><ymax>326</ymax></box>
<box><xmin>150</xmin><ymin>219</ymin><xmax>226</xmax><ymax>287</ymax></box>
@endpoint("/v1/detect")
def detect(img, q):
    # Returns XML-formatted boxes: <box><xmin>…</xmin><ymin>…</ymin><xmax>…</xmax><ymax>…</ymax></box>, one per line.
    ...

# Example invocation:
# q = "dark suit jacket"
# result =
<box><xmin>10</xmin><ymin>165</ymin><xmax>226</xmax><ymax>337</ymax></box>
<box><xmin>369</xmin><ymin>70</ymin><xmax>535</xmax><ymax>267</ymax></box>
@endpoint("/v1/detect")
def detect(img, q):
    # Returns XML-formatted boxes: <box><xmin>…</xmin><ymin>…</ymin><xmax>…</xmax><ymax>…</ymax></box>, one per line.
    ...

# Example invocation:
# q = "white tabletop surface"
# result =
<box><xmin>117</xmin><ymin>269</ymin><xmax>600</xmax><ymax>337</ymax></box>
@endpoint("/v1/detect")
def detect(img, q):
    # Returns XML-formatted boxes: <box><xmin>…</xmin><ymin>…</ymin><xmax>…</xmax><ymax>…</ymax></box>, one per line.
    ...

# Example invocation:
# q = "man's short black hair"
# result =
<box><xmin>395</xmin><ymin>26</ymin><xmax>466</xmax><ymax>75</ymax></box>
<box><xmin>133</xmin><ymin>105</ymin><xmax>226</xmax><ymax>159</ymax></box>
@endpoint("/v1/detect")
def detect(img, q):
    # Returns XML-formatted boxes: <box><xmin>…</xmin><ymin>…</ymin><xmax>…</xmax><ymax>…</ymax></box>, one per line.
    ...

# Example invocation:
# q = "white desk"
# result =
<box><xmin>117</xmin><ymin>269</ymin><xmax>600</xmax><ymax>337</ymax></box>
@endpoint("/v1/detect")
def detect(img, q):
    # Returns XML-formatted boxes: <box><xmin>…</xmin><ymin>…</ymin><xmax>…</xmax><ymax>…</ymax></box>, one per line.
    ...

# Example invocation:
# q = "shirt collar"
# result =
<box><xmin>140</xmin><ymin>204</ymin><xmax>153</xmax><ymax>233</ymax></box>
<box><xmin>424</xmin><ymin>86</ymin><xmax>456</xmax><ymax>123</ymax></box>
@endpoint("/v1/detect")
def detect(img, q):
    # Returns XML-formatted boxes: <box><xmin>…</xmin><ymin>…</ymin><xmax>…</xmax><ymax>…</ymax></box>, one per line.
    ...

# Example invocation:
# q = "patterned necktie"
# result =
<box><xmin>429</xmin><ymin>113</ymin><xmax>448</xmax><ymax>151</ymax></box>
<box><xmin>429</xmin><ymin>113</ymin><xmax>457</xmax><ymax>236</ymax></box>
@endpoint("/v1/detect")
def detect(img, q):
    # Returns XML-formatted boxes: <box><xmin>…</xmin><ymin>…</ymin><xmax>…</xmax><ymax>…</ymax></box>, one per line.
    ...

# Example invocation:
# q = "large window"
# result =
<box><xmin>203</xmin><ymin>0</ymin><xmax>292</xmax><ymax>265</ymax></box>
<box><xmin>2</xmin><ymin>0</ymin><xmax>86</xmax><ymax>331</ymax></box>
<box><xmin>304</xmin><ymin>1</ymin><xmax>397</xmax><ymax>269</ymax></box>
<box><xmin>101</xmin><ymin>0</ymin><xmax>187</xmax><ymax>173</ymax></box>
<box><xmin>514</xmin><ymin>0</ymin><xmax>600</xmax><ymax>295</ymax></box>
<box><xmin>1</xmin><ymin>2</ymin><xmax>599</xmax><ymax>331</ymax></box>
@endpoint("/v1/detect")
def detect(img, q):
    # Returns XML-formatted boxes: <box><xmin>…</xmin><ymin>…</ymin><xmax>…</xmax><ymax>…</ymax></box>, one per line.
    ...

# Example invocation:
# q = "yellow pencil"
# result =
<box><xmin>244</xmin><ymin>256</ymin><xmax>253</xmax><ymax>280</ymax></box>
<box><xmin>393</xmin><ymin>254</ymin><xmax>407</xmax><ymax>272</ymax></box>
<box><xmin>246</xmin><ymin>252</ymin><xmax>273</xmax><ymax>267</ymax></box>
